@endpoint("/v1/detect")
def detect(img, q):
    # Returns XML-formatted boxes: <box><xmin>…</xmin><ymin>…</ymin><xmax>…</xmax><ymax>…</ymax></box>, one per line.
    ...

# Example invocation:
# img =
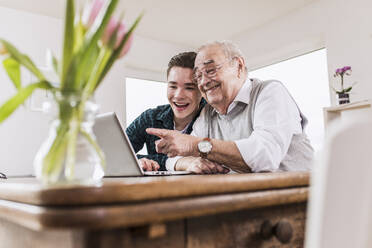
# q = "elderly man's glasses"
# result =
<box><xmin>193</xmin><ymin>58</ymin><xmax>234</xmax><ymax>84</ymax></box>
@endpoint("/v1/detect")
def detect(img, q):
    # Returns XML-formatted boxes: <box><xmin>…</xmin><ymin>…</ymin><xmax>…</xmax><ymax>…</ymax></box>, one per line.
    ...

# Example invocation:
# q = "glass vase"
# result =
<box><xmin>33</xmin><ymin>92</ymin><xmax>105</xmax><ymax>185</ymax></box>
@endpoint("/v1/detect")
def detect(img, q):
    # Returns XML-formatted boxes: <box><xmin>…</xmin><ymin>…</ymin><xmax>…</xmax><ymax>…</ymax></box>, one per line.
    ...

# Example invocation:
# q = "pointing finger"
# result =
<box><xmin>146</xmin><ymin>128</ymin><xmax>170</xmax><ymax>138</ymax></box>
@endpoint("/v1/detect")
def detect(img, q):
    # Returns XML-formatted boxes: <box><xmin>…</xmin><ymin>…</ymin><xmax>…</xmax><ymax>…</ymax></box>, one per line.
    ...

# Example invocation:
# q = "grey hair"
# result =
<box><xmin>197</xmin><ymin>40</ymin><xmax>248</xmax><ymax>71</ymax></box>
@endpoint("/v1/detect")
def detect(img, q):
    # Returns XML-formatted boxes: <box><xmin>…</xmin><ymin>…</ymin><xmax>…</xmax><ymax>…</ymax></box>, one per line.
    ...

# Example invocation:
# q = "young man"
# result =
<box><xmin>126</xmin><ymin>52</ymin><xmax>207</xmax><ymax>171</ymax></box>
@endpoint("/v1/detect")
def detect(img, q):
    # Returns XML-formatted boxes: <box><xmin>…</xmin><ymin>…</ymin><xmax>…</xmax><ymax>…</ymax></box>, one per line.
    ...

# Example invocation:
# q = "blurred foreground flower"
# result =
<box><xmin>0</xmin><ymin>42</ymin><xmax>7</xmax><ymax>55</ymax></box>
<box><xmin>0</xmin><ymin>0</ymin><xmax>142</xmax><ymax>184</ymax></box>
<box><xmin>102</xmin><ymin>17</ymin><xmax>133</xmax><ymax>57</ymax></box>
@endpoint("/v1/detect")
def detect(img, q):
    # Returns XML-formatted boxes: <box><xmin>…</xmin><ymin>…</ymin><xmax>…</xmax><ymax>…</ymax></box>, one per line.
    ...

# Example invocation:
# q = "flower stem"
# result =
<box><xmin>64</xmin><ymin>108</ymin><xmax>80</xmax><ymax>180</ymax></box>
<box><xmin>41</xmin><ymin>123</ymin><xmax>69</xmax><ymax>183</ymax></box>
<box><xmin>81</xmin><ymin>128</ymin><xmax>106</xmax><ymax>170</ymax></box>
<box><xmin>82</xmin><ymin>47</ymin><xmax>112</xmax><ymax>102</ymax></box>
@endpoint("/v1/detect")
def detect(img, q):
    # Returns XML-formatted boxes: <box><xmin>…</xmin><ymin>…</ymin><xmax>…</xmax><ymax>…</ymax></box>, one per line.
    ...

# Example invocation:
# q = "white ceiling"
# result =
<box><xmin>0</xmin><ymin>0</ymin><xmax>316</xmax><ymax>47</ymax></box>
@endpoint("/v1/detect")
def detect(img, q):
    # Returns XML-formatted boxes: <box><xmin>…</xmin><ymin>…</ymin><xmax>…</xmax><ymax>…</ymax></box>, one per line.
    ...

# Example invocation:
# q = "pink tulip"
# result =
<box><xmin>84</xmin><ymin>0</ymin><xmax>105</xmax><ymax>28</ymax></box>
<box><xmin>102</xmin><ymin>17</ymin><xmax>133</xmax><ymax>58</ymax></box>
<box><xmin>117</xmin><ymin>22</ymin><xmax>133</xmax><ymax>57</ymax></box>
<box><xmin>101</xmin><ymin>17</ymin><xmax>118</xmax><ymax>44</ymax></box>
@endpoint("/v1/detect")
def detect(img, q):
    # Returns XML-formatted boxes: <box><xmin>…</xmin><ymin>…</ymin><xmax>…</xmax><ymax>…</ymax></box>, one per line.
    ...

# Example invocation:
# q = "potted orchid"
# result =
<box><xmin>0</xmin><ymin>0</ymin><xmax>142</xmax><ymax>185</ymax></box>
<box><xmin>333</xmin><ymin>66</ymin><xmax>354</xmax><ymax>105</ymax></box>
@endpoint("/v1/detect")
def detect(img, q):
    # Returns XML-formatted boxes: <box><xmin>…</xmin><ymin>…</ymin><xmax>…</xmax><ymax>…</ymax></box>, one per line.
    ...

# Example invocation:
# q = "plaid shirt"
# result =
<box><xmin>126</xmin><ymin>100</ymin><xmax>206</xmax><ymax>171</ymax></box>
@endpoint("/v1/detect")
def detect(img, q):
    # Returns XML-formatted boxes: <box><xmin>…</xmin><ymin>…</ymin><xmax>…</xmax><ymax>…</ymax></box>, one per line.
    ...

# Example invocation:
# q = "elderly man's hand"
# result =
<box><xmin>176</xmin><ymin>157</ymin><xmax>230</xmax><ymax>174</ymax></box>
<box><xmin>146</xmin><ymin>128</ymin><xmax>199</xmax><ymax>157</ymax></box>
<box><xmin>139</xmin><ymin>158</ymin><xmax>160</xmax><ymax>171</ymax></box>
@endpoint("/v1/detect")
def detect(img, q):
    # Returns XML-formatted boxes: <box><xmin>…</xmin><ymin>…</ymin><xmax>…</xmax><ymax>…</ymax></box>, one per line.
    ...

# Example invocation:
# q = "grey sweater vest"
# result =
<box><xmin>247</xmin><ymin>79</ymin><xmax>313</xmax><ymax>171</ymax></box>
<box><xmin>203</xmin><ymin>79</ymin><xmax>313</xmax><ymax>171</ymax></box>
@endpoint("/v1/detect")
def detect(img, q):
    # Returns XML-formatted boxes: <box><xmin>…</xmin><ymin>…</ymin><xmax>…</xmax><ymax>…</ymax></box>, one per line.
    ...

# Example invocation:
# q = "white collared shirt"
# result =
<box><xmin>166</xmin><ymin>79</ymin><xmax>305</xmax><ymax>172</ymax></box>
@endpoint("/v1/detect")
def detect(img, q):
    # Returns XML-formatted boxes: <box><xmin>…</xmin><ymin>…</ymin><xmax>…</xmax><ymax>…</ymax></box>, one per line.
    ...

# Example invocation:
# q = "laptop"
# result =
<box><xmin>93</xmin><ymin>112</ymin><xmax>192</xmax><ymax>176</ymax></box>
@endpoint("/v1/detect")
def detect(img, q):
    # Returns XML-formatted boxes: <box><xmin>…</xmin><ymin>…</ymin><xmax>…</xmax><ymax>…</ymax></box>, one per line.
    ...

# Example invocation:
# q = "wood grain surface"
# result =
<box><xmin>0</xmin><ymin>187</ymin><xmax>308</xmax><ymax>231</ymax></box>
<box><xmin>0</xmin><ymin>172</ymin><xmax>309</xmax><ymax>206</ymax></box>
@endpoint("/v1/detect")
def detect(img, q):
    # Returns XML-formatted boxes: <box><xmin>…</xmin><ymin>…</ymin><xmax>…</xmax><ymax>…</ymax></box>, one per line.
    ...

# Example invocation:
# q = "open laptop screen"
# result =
<box><xmin>93</xmin><ymin>112</ymin><xmax>191</xmax><ymax>176</ymax></box>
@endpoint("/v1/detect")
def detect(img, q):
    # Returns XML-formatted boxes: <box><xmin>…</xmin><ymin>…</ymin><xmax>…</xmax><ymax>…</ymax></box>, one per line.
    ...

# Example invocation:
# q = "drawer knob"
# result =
<box><xmin>260</xmin><ymin>220</ymin><xmax>293</xmax><ymax>244</ymax></box>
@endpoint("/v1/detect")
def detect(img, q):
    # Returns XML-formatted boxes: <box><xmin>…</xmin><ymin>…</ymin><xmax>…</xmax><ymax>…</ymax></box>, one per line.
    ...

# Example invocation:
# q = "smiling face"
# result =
<box><xmin>194</xmin><ymin>44</ymin><xmax>244</xmax><ymax>114</ymax></box>
<box><xmin>167</xmin><ymin>66</ymin><xmax>202</xmax><ymax>125</ymax></box>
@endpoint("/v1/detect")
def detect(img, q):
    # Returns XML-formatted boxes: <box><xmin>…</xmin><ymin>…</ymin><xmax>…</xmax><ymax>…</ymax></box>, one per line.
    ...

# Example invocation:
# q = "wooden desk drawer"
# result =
<box><xmin>186</xmin><ymin>202</ymin><xmax>306</xmax><ymax>248</ymax></box>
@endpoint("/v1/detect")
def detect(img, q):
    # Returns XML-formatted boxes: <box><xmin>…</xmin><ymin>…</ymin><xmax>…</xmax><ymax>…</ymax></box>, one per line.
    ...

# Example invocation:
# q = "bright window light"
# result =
<box><xmin>125</xmin><ymin>78</ymin><xmax>168</xmax><ymax>127</ymax></box>
<box><xmin>125</xmin><ymin>78</ymin><xmax>168</xmax><ymax>155</ymax></box>
<box><xmin>249</xmin><ymin>49</ymin><xmax>330</xmax><ymax>151</ymax></box>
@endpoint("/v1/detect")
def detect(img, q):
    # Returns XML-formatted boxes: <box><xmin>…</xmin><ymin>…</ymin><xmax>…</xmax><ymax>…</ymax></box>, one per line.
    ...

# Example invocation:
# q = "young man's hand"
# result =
<box><xmin>139</xmin><ymin>158</ymin><xmax>160</xmax><ymax>171</ymax></box>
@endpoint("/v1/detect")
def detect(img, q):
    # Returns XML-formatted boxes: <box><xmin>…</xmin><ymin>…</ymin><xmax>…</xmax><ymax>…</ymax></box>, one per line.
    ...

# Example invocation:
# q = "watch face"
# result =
<box><xmin>198</xmin><ymin>140</ymin><xmax>212</xmax><ymax>153</ymax></box>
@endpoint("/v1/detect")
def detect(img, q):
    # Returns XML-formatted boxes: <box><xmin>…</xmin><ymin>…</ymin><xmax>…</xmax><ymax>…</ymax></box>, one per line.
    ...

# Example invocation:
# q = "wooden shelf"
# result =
<box><xmin>324</xmin><ymin>100</ymin><xmax>371</xmax><ymax>112</ymax></box>
<box><xmin>323</xmin><ymin>100</ymin><xmax>372</xmax><ymax>130</ymax></box>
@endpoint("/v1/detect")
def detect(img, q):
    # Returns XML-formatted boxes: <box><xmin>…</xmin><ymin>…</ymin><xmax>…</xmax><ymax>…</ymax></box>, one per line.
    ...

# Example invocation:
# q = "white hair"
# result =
<box><xmin>197</xmin><ymin>40</ymin><xmax>248</xmax><ymax>71</ymax></box>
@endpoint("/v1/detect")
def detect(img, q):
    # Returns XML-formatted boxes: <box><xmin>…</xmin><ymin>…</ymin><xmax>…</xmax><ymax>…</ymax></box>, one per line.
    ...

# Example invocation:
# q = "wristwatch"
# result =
<box><xmin>198</xmin><ymin>137</ymin><xmax>212</xmax><ymax>158</ymax></box>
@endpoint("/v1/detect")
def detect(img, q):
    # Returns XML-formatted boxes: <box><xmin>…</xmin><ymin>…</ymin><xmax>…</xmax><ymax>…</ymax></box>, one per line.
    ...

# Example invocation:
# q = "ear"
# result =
<box><xmin>235</xmin><ymin>57</ymin><xmax>245</xmax><ymax>78</ymax></box>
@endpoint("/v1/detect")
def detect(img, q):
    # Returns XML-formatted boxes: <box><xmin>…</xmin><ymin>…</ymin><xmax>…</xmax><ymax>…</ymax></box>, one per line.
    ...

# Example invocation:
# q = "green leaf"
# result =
<box><xmin>0</xmin><ymin>81</ymin><xmax>53</xmax><ymax>123</ymax></box>
<box><xmin>0</xmin><ymin>39</ymin><xmax>45</xmax><ymax>81</ymax></box>
<box><xmin>82</xmin><ymin>47</ymin><xmax>112</xmax><ymax>98</ymax></box>
<box><xmin>344</xmin><ymin>86</ymin><xmax>352</xmax><ymax>92</ymax></box>
<box><xmin>66</xmin><ymin>43</ymin><xmax>99</xmax><ymax>91</ymax></box>
<box><xmin>83</xmin><ymin>0</ymin><xmax>119</xmax><ymax>47</ymax></box>
<box><xmin>97</xmin><ymin>12</ymin><xmax>143</xmax><ymax>86</ymax></box>
<box><xmin>73</xmin><ymin>19</ymin><xmax>85</xmax><ymax>54</ymax></box>
<box><xmin>3</xmin><ymin>57</ymin><xmax>21</xmax><ymax>90</ymax></box>
<box><xmin>61</xmin><ymin>0</ymin><xmax>75</xmax><ymax>84</ymax></box>
<box><xmin>52</xmin><ymin>53</ymin><xmax>59</xmax><ymax>76</ymax></box>
<box><xmin>67</xmin><ymin>0</ymin><xmax>119</xmax><ymax>90</ymax></box>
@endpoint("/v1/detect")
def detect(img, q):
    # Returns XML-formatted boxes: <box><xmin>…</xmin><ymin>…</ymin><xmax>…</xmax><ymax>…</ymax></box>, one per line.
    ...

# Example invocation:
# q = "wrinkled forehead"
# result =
<box><xmin>195</xmin><ymin>45</ymin><xmax>227</xmax><ymax>70</ymax></box>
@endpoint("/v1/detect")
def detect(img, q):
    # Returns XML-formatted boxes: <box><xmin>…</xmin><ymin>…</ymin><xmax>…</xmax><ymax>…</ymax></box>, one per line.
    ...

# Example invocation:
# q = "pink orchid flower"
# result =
<box><xmin>334</xmin><ymin>66</ymin><xmax>352</xmax><ymax>77</ymax></box>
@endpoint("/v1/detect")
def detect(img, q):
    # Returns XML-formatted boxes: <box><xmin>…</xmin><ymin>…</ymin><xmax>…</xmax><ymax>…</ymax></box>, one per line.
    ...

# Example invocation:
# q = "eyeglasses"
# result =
<box><xmin>193</xmin><ymin>58</ymin><xmax>233</xmax><ymax>85</ymax></box>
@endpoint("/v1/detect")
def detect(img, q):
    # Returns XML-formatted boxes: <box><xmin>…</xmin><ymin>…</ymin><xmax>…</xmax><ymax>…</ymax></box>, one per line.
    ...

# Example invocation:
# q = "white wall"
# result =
<box><xmin>0</xmin><ymin>6</ymin><xmax>190</xmax><ymax>176</ymax></box>
<box><xmin>0</xmin><ymin>7</ymin><xmax>62</xmax><ymax>176</ymax></box>
<box><xmin>325</xmin><ymin>0</ymin><xmax>372</xmax><ymax>105</ymax></box>
<box><xmin>234</xmin><ymin>0</ymin><xmax>372</xmax><ymax>106</ymax></box>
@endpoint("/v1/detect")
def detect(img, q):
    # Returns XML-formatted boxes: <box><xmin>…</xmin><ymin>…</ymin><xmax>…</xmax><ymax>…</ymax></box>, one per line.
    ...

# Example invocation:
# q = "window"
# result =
<box><xmin>125</xmin><ymin>77</ymin><xmax>168</xmax><ymax>154</ymax></box>
<box><xmin>125</xmin><ymin>78</ymin><xmax>168</xmax><ymax>127</ymax></box>
<box><xmin>249</xmin><ymin>49</ymin><xmax>330</xmax><ymax>151</ymax></box>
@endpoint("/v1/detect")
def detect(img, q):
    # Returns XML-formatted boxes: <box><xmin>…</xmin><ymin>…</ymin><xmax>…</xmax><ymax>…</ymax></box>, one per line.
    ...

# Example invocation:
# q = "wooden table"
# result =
<box><xmin>0</xmin><ymin>172</ymin><xmax>309</xmax><ymax>248</ymax></box>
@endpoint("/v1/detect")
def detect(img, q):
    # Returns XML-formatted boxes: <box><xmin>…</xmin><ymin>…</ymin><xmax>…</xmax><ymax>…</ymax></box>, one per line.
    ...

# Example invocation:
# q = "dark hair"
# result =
<box><xmin>167</xmin><ymin>51</ymin><xmax>196</xmax><ymax>77</ymax></box>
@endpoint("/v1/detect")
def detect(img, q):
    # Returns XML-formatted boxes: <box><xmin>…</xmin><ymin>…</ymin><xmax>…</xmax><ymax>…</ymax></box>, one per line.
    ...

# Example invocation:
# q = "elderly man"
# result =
<box><xmin>147</xmin><ymin>41</ymin><xmax>313</xmax><ymax>174</ymax></box>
